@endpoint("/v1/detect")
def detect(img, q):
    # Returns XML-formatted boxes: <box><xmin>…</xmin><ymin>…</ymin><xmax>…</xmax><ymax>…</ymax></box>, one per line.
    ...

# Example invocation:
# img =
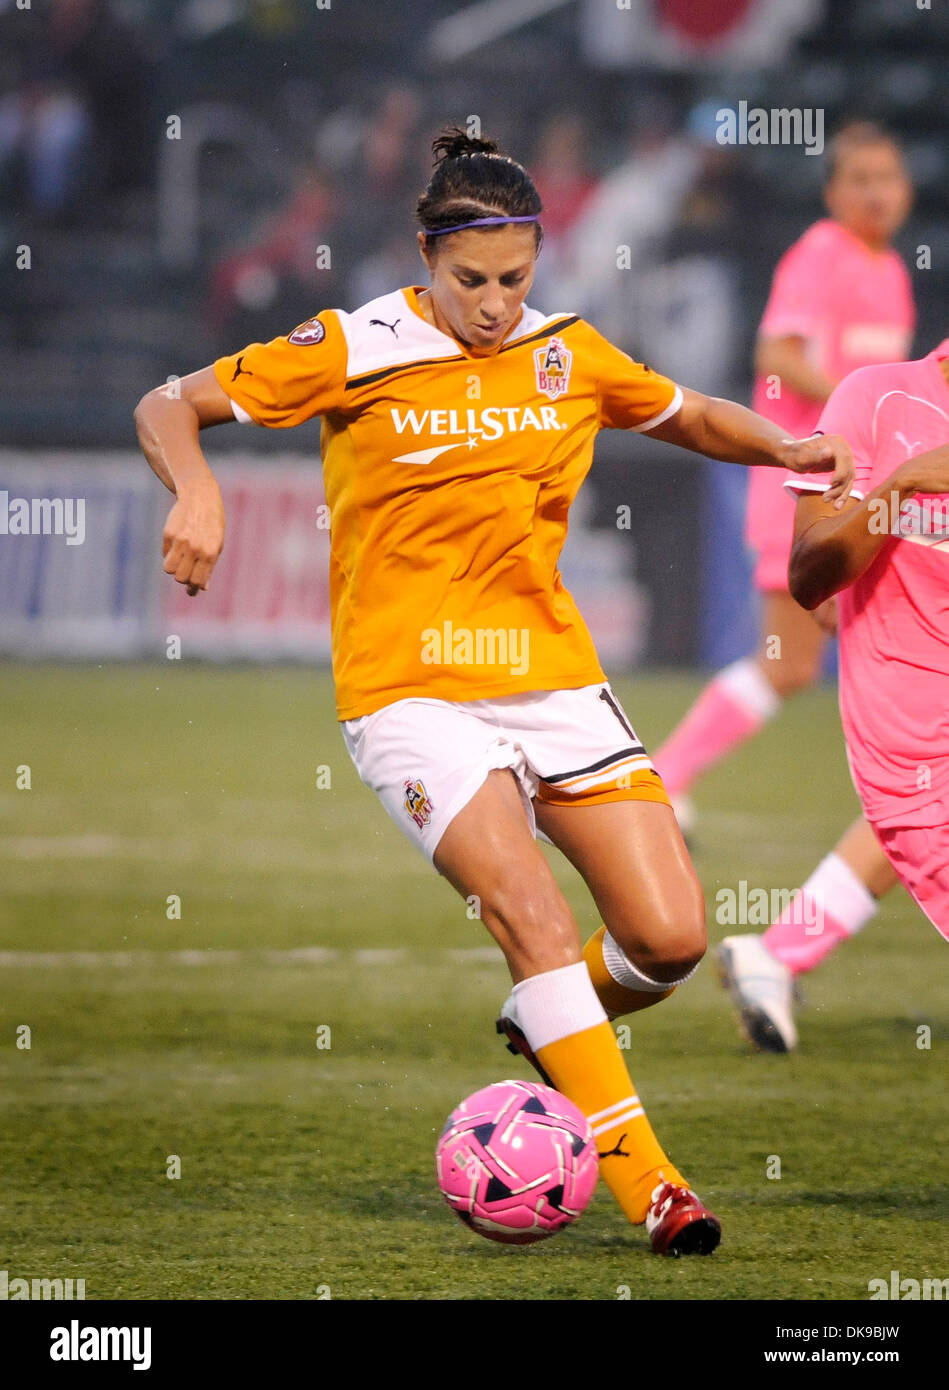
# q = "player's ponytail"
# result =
<box><xmin>416</xmin><ymin>125</ymin><xmax>543</xmax><ymax>249</ymax></box>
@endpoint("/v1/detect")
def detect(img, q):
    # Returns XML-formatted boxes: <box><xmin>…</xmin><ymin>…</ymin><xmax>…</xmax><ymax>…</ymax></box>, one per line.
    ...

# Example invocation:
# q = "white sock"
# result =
<box><xmin>717</xmin><ymin>656</ymin><xmax>782</xmax><ymax>722</ymax></box>
<box><xmin>601</xmin><ymin>931</ymin><xmax>700</xmax><ymax>991</ymax></box>
<box><xmin>509</xmin><ymin>961</ymin><xmax>606</xmax><ymax>1052</ymax></box>
<box><xmin>805</xmin><ymin>852</ymin><xmax>878</xmax><ymax>934</ymax></box>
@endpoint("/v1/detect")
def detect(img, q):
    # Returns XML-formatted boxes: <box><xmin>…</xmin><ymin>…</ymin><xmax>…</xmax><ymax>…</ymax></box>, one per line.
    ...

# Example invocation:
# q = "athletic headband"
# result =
<box><xmin>424</xmin><ymin>214</ymin><xmax>541</xmax><ymax>236</ymax></box>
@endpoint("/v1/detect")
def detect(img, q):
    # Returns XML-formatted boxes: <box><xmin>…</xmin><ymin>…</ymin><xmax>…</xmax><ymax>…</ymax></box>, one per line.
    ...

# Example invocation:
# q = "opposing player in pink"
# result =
<box><xmin>653</xmin><ymin>123</ymin><xmax>917</xmax><ymax>1050</ymax></box>
<box><xmin>785</xmin><ymin>338</ymin><xmax>949</xmax><ymax>938</ymax></box>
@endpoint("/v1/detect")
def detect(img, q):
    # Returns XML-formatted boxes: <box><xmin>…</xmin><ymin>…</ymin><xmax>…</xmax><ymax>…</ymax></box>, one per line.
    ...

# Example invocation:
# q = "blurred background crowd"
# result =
<box><xmin>2</xmin><ymin>0</ymin><xmax>948</xmax><ymax>662</ymax></box>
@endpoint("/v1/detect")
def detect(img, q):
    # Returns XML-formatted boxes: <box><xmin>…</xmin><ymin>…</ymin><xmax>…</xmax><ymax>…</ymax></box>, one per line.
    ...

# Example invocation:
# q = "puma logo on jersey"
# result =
<box><xmin>894</xmin><ymin>431</ymin><xmax>922</xmax><ymax>458</ymax></box>
<box><xmin>231</xmin><ymin>355</ymin><xmax>254</xmax><ymax>380</ymax></box>
<box><xmin>369</xmin><ymin>317</ymin><xmax>401</xmax><ymax>337</ymax></box>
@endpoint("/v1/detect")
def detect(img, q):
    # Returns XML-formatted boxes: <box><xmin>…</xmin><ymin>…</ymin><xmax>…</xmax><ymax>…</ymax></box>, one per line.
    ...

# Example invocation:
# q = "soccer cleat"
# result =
<box><xmin>646</xmin><ymin>1181</ymin><xmax>722</xmax><ymax>1256</ymax></box>
<box><xmin>716</xmin><ymin>934</ymin><xmax>798</xmax><ymax>1053</ymax></box>
<box><xmin>495</xmin><ymin>1015</ymin><xmax>555</xmax><ymax>1087</ymax></box>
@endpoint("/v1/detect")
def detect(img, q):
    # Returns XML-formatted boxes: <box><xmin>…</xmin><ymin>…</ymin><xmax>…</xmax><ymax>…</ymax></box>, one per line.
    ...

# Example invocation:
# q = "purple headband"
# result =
<box><xmin>424</xmin><ymin>214</ymin><xmax>541</xmax><ymax>237</ymax></box>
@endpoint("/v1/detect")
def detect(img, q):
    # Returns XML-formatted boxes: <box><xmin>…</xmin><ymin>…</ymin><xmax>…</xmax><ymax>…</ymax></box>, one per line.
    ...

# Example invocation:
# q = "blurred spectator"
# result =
<box><xmin>0</xmin><ymin>0</ymin><xmax>154</xmax><ymax>224</ymax></box>
<box><xmin>529</xmin><ymin>113</ymin><xmax>599</xmax><ymax>305</ymax></box>
<box><xmin>50</xmin><ymin>0</ymin><xmax>154</xmax><ymax>197</ymax></box>
<box><xmin>0</xmin><ymin>79</ymin><xmax>90</xmax><ymax>224</ymax></box>
<box><xmin>531</xmin><ymin>114</ymin><xmax>598</xmax><ymax>240</ymax></box>
<box><xmin>327</xmin><ymin>85</ymin><xmax>428</xmax><ymax>302</ymax></box>
<box><xmin>207</xmin><ymin>160</ymin><xmax>342</xmax><ymax>343</ymax></box>
<box><xmin>554</xmin><ymin>99</ymin><xmax>701</xmax><ymax>351</ymax></box>
<box><xmin>349</xmin><ymin>225</ymin><xmax>426</xmax><ymax>307</ymax></box>
<box><xmin>635</xmin><ymin>101</ymin><xmax>755</xmax><ymax>396</ymax></box>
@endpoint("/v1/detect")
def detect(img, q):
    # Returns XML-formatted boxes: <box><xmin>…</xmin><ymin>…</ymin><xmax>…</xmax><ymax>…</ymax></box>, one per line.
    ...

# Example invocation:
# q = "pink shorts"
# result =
<box><xmin>745</xmin><ymin>464</ymin><xmax>796</xmax><ymax>592</ymax></box>
<box><xmin>874</xmin><ymin>815</ymin><xmax>949</xmax><ymax>941</ymax></box>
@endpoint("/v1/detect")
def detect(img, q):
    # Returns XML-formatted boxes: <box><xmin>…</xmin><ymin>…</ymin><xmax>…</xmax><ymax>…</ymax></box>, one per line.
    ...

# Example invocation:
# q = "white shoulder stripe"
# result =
<box><xmin>630</xmin><ymin>385</ymin><xmax>683</xmax><ymax>433</ymax></box>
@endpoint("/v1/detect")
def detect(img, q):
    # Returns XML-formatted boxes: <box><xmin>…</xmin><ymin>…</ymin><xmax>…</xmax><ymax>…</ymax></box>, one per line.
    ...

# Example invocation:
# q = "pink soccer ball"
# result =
<box><xmin>435</xmin><ymin>1079</ymin><xmax>599</xmax><ymax>1245</ymax></box>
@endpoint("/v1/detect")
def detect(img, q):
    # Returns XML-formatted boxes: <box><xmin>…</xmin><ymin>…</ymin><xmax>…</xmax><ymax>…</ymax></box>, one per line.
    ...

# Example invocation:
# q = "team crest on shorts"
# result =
<box><xmin>403</xmin><ymin>778</ymin><xmax>434</xmax><ymax>829</ymax></box>
<box><xmin>534</xmin><ymin>335</ymin><xmax>572</xmax><ymax>400</ymax></box>
<box><xmin>289</xmin><ymin>317</ymin><xmax>326</xmax><ymax>346</ymax></box>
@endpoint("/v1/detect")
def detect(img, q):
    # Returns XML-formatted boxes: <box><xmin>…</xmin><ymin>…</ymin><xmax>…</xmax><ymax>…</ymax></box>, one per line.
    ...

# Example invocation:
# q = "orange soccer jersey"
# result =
<box><xmin>213</xmin><ymin>286</ymin><xmax>682</xmax><ymax>719</ymax></box>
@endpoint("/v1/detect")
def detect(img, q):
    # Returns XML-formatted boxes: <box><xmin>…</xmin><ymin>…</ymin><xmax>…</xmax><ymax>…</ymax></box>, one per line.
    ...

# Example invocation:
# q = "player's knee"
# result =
<box><xmin>612</xmin><ymin>904</ymin><xmax>707</xmax><ymax>982</ymax></box>
<box><xmin>638</xmin><ymin>933</ymin><xmax>706</xmax><ymax>981</ymax></box>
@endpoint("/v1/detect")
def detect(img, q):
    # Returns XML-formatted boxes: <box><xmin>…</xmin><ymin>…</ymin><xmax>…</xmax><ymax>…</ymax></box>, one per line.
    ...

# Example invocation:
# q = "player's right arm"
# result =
<box><xmin>134</xmin><ymin>366</ymin><xmax>232</xmax><ymax>594</ymax></box>
<box><xmin>135</xmin><ymin>310</ymin><xmax>346</xmax><ymax>594</ymax></box>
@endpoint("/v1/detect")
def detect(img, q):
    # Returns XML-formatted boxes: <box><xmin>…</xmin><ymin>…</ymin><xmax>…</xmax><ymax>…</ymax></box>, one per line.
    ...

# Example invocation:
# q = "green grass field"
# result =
<box><xmin>1</xmin><ymin>663</ymin><xmax>946</xmax><ymax>1301</ymax></box>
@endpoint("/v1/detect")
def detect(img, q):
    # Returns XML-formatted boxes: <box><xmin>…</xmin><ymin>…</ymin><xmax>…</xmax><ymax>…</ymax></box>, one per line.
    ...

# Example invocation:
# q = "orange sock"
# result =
<box><xmin>583</xmin><ymin>925</ymin><xmax>675</xmax><ymax>1019</ymax></box>
<box><xmin>536</xmin><ymin>1020</ymin><xmax>687</xmax><ymax>1223</ymax></box>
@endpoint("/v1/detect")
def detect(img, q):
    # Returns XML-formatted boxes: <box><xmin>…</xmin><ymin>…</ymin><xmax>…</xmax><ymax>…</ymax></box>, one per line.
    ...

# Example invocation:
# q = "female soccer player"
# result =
<box><xmin>135</xmin><ymin>128</ymin><xmax>853</xmax><ymax>1255</ymax></box>
<box><xmin>653</xmin><ymin>123</ymin><xmax>916</xmax><ymax>1051</ymax></box>
<box><xmin>786</xmin><ymin>338</ymin><xmax>949</xmax><ymax>938</ymax></box>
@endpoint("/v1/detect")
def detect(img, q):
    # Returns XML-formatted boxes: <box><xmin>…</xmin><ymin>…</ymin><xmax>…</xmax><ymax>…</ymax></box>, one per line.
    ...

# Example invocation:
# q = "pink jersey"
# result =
<box><xmin>751</xmin><ymin>218</ymin><xmax>915</xmax><ymax>432</ymax></box>
<box><xmin>784</xmin><ymin>341</ymin><xmax>949</xmax><ymax>830</ymax></box>
<box><xmin>746</xmin><ymin>219</ymin><xmax>915</xmax><ymax>589</ymax></box>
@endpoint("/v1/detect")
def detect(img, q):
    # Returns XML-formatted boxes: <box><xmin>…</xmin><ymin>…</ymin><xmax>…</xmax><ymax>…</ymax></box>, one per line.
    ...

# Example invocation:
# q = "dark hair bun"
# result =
<box><xmin>431</xmin><ymin>127</ymin><xmax>501</xmax><ymax>165</ymax></box>
<box><xmin>416</xmin><ymin>125</ymin><xmax>542</xmax><ymax>246</ymax></box>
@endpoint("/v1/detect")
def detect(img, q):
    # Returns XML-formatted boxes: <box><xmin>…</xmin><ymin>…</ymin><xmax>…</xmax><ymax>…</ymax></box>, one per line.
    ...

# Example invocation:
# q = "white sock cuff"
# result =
<box><xmin>602</xmin><ymin>931</ymin><xmax>699</xmax><ymax>992</ymax></box>
<box><xmin>511</xmin><ymin>961</ymin><xmax>607</xmax><ymax>1052</ymax></box>
<box><xmin>804</xmin><ymin>852</ymin><xmax>878</xmax><ymax>934</ymax></box>
<box><xmin>716</xmin><ymin>657</ymin><xmax>782</xmax><ymax>722</ymax></box>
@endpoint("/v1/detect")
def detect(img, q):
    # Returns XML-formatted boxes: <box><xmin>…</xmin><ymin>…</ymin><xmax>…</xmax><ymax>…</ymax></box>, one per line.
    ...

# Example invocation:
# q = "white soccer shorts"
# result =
<box><xmin>340</xmin><ymin>683</ymin><xmax>670</xmax><ymax>861</ymax></box>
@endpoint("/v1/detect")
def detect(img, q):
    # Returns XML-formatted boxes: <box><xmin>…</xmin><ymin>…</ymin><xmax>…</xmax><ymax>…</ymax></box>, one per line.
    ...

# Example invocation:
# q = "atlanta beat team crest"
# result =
<box><xmin>403</xmin><ymin>778</ymin><xmax>434</xmax><ymax>829</ymax></box>
<box><xmin>288</xmin><ymin>317</ymin><xmax>326</xmax><ymax>346</ymax></box>
<box><xmin>533</xmin><ymin>335</ymin><xmax>572</xmax><ymax>400</ymax></box>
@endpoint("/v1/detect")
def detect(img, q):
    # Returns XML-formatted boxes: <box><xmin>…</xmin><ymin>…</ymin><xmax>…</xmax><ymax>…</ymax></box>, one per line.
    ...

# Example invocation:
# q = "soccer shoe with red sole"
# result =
<box><xmin>645</xmin><ymin>1181</ymin><xmax>722</xmax><ymax>1257</ymax></box>
<box><xmin>495</xmin><ymin>1016</ymin><xmax>554</xmax><ymax>1087</ymax></box>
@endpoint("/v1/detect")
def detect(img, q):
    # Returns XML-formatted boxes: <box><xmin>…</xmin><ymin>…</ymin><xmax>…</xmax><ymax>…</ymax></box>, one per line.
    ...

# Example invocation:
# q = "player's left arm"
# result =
<box><xmin>647</xmin><ymin>386</ymin><xmax>854</xmax><ymax>504</ymax></box>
